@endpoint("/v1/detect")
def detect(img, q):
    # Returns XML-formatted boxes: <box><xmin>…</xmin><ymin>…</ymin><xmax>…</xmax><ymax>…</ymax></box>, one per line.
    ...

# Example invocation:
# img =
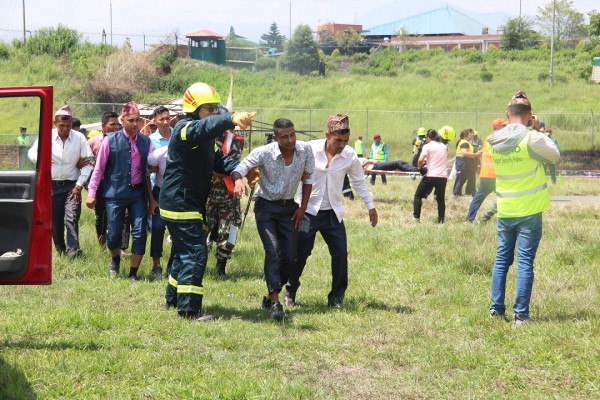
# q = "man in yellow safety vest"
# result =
<box><xmin>487</xmin><ymin>91</ymin><xmax>559</xmax><ymax>327</ymax></box>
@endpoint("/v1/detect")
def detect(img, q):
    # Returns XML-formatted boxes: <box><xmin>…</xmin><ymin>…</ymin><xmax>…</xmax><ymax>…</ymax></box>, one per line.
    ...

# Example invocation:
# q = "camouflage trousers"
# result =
<box><xmin>206</xmin><ymin>182</ymin><xmax>241</xmax><ymax>261</ymax></box>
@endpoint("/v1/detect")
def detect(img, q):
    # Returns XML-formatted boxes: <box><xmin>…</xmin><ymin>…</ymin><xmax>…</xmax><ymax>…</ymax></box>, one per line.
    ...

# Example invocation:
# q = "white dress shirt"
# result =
<box><xmin>28</xmin><ymin>129</ymin><xmax>93</xmax><ymax>187</ymax></box>
<box><xmin>147</xmin><ymin>146</ymin><xmax>169</xmax><ymax>189</ymax></box>
<box><xmin>298</xmin><ymin>139</ymin><xmax>375</xmax><ymax>222</ymax></box>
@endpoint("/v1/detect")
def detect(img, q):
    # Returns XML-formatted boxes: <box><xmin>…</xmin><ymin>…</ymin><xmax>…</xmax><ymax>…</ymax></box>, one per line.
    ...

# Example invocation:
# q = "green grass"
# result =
<box><xmin>1</xmin><ymin>176</ymin><xmax>599</xmax><ymax>399</ymax></box>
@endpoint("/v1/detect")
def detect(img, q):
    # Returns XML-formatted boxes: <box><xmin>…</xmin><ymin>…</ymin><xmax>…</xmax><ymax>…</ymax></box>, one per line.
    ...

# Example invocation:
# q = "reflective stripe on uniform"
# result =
<box><xmin>177</xmin><ymin>284</ymin><xmax>204</xmax><ymax>295</ymax></box>
<box><xmin>180</xmin><ymin>121</ymin><xmax>193</xmax><ymax>141</ymax></box>
<box><xmin>160</xmin><ymin>208</ymin><xmax>204</xmax><ymax>220</ymax></box>
<box><xmin>168</xmin><ymin>274</ymin><xmax>178</xmax><ymax>287</ymax></box>
<box><xmin>496</xmin><ymin>164</ymin><xmax>540</xmax><ymax>180</ymax></box>
<box><xmin>496</xmin><ymin>182</ymin><xmax>547</xmax><ymax>198</ymax></box>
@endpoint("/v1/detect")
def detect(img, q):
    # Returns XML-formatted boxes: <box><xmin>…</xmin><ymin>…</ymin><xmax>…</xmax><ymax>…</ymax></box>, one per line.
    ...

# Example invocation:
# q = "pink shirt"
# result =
<box><xmin>88</xmin><ymin>131</ymin><xmax>151</xmax><ymax>198</ymax></box>
<box><xmin>88</xmin><ymin>133</ymin><xmax>105</xmax><ymax>158</ymax></box>
<box><xmin>420</xmin><ymin>141</ymin><xmax>448</xmax><ymax>178</ymax></box>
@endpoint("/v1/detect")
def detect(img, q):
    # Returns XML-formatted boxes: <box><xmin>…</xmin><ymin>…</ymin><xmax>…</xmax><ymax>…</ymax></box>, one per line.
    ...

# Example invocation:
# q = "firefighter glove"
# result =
<box><xmin>232</xmin><ymin>112</ymin><xmax>256</xmax><ymax>130</ymax></box>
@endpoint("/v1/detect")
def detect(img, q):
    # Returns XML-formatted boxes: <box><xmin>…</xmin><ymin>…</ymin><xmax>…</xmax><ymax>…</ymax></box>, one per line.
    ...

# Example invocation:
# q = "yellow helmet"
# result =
<box><xmin>439</xmin><ymin>125</ymin><xmax>456</xmax><ymax>141</ymax></box>
<box><xmin>182</xmin><ymin>82</ymin><xmax>221</xmax><ymax>113</ymax></box>
<box><xmin>417</xmin><ymin>127</ymin><xmax>426</xmax><ymax>137</ymax></box>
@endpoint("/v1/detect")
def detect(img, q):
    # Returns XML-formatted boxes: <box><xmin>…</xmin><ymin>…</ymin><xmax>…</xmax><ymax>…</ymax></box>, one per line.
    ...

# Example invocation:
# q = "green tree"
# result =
<box><xmin>282</xmin><ymin>24</ymin><xmax>319</xmax><ymax>75</ymax></box>
<box><xmin>24</xmin><ymin>24</ymin><xmax>80</xmax><ymax>57</ymax></box>
<box><xmin>260</xmin><ymin>22</ymin><xmax>286</xmax><ymax>51</ymax></box>
<box><xmin>335</xmin><ymin>28</ymin><xmax>362</xmax><ymax>55</ymax></box>
<box><xmin>536</xmin><ymin>0</ymin><xmax>586</xmax><ymax>48</ymax></box>
<box><xmin>588</xmin><ymin>10</ymin><xmax>600</xmax><ymax>37</ymax></box>
<box><xmin>501</xmin><ymin>17</ymin><xmax>541</xmax><ymax>50</ymax></box>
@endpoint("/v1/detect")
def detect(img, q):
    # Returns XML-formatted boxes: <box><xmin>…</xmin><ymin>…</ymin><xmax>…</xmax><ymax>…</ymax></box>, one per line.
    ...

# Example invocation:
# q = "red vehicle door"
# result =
<box><xmin>0</xmin><ymin>86</ymin><xmax>53</xmax><ymax>284</ymax></box>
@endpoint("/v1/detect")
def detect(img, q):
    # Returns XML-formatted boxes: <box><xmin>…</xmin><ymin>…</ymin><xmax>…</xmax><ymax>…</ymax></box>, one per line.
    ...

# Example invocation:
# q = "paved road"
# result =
<box><xmin>551</xmin><ymin>196</ymin><xmax>600</xmax><ymax>204</ymax></box>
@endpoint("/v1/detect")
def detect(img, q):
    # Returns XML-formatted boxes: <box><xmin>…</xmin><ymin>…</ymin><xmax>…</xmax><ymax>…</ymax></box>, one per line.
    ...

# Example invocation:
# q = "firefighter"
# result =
<box><xmin>159</xmin><ymin>82</ymin><xmax>255</xmax><ymax>321</ymax></box>
<box><xmin>206</xmin><ymin>129</ymin><xmax>245</xmax><ymax>277</ymax></box>
<box><xmin>411</xmin><ymin>127</ymin><xmax>427</xmax><ymax>167</ymax></box>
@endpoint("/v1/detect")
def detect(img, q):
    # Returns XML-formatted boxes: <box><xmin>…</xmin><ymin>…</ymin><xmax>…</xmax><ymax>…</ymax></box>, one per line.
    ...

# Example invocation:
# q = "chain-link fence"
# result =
<box><xmin>61</xmin><ymin>103</ymin><xmax>597</xmax><ymax>158</ymax></box>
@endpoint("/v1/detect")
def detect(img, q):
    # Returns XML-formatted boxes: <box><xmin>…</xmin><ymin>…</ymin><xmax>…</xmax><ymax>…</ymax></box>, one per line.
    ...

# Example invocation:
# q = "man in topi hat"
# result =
<box><xmin>87</xmin><ymin>101</ymin><xmax>153</xmax><ymax>281</ymax></box>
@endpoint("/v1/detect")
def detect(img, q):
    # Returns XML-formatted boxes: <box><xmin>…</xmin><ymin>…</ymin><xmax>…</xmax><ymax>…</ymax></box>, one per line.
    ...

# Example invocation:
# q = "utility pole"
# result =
<box><xmin>110</xmin><ymin>0</ymin><xmax>113</xmax><ymax>46</ymax></box>
<box><xmin>22</xmin><ymin>0</ymin><xmax>26</xmax><ymax>43</ymax></box>
<box><xmin>289</xmin><ymin>0</ymin><xmax>292</xmax><ymax>40</ymax></box>
<box><xmin>519</xmin><ymin>0</ymin><xmax>522</xmax><ymax>18</ymax></box>
<box><xmin>550</xmin><ymin>0</ymin><xmax>556</xmax><ymax>86</ymax></box>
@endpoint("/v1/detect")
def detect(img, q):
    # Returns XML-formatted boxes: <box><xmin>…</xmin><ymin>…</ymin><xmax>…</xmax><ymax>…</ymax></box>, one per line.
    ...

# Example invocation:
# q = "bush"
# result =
<box><xmin>480</xmin><ymin>66</ymin><xmax>493</xmax><ymax>82</ymax></box>
<box><xmin>24</xmin><ymin>24</ymin><xmax>81</xmax><ymax>57</ymax></box>
<box><xmin>331</xmin><ymin>49</ymin><xmax>340</xmax><ymax>57</ymax></box>
<box><xmin>578</xmin><ymin>64</ymin><xmax>593</xmax><ymax>81</ymax></box>
<box><xmin>352</xmin><ymin>52</ymin><xmax>369</xmax><ymax>62</ymax></box>
<box><xmin>416</xmin><ymin>68</ymin><xmax>431</xmax><ymax>78</ymax></box>
<box><xmin>255</xmin><ymin>56</ymin><xmax>277</xmax><ymax>71</ymax></box>
<box><xmin>465</xmin><ymin>48</ymin><xmax>484</xmax><ymax>63</ymax></box>
<box><xmin>0</xmin><ymin>42</ymin><xmax>10</xmax><ymax>60</ymax></box>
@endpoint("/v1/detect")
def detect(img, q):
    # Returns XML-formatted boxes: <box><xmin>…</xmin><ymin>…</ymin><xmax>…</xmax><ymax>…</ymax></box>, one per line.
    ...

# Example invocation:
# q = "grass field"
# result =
<box><xmin>1</xmin><ymin>175</ymin><xmax>599</xmax><ymax>399</ymax></box>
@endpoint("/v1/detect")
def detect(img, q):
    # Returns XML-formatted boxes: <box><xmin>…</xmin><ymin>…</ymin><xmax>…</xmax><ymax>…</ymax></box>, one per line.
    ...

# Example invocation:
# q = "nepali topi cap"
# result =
<box><xmin>121</xmin><ymin>101</ymin><xmax>140</xmax><ymax>116</ymax></box>
<box><xmin>327</xmin><ymin>114</ymin><xmax>350</xmax><ymax>133</ymax></box>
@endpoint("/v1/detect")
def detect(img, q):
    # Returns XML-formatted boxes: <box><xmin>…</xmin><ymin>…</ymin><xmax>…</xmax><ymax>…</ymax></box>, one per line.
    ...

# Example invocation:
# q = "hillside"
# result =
<box><xmin>1</xmin><ymin>45</ymin><xmax>599</xmax><ymax>161</ymax></box>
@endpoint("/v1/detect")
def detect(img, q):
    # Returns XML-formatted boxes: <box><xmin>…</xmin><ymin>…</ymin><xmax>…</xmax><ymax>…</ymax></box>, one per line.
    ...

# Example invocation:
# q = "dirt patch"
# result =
<box><xmin>559</xmin><ymin>150</ymin><xmax>600</xmax><ymax>170</ymax></box>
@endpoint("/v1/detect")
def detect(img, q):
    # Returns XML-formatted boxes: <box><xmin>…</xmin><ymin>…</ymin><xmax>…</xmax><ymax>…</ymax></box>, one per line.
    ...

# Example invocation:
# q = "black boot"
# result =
<box><xmin>216</xmin><ymin>259</ymin><xmax>227</xmax><ymax>277</ymax></box>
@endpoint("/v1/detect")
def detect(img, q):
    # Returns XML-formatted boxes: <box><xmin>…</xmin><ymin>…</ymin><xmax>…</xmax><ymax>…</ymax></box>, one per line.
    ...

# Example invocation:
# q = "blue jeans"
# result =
<box><xmin>105</xmin><ymin>188</ymin><xmax>147</xmax><ymax>255</ymax></box>
<box><xmin>490</xmin><ymin>213</ymin><xmax>543</xmax><ymax>318</ymax></box>
<box><xmin>466</xmin><ymin>177</ymin><xmax>496</xmax><ymax>222</ymax></box>
<box><xmin>288</xmin><ymin>209</ymin><xmax>348</xmax><ymax>305</ymax></box>
<box><xmin>150</xmin><ymin>186</ymin><xmax>167</xmax><ymax>259</ymax></box>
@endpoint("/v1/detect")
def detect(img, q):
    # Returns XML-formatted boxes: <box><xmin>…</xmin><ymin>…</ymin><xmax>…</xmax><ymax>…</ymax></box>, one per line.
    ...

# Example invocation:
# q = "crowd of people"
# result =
<box><xmin>26</xmin><ymin>85</ymin><xmax>560</xmax><ymax>326</ymax></box>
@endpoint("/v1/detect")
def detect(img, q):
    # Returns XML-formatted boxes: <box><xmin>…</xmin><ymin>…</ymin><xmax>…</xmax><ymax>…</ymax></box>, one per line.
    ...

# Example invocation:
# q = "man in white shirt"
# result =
<box><xmin>28</xmin><ymin>105</ymin><xmax>93</xmax><ymax>257</ymax></box>
<box><xmin>286</xmin><ymin>114</ymin><xmax>378</xmax><ymax>308</ymax></box>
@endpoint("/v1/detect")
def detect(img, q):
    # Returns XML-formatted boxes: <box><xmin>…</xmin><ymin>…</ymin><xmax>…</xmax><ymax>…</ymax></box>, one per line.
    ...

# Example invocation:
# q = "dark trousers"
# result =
<box><xmin>165</xmin><ymin>220</ymin><xmax>208</xmax><ymax>314</ymax></box>
<box><xmin>454</xmin><ymin>169</ymin><xmax>476</xmax><ymax>196</ymax></box>
<box><xmin>94</xmin><ymin>181</ymin><xmax>107</xmax><ymax>240</ymax></box>
<box><xmin>466</xmin><ymin>177</ymin><xmax>496</xmax><ymax>222</ymax></box>
<box><xmin>254</xmin><ymin>198</ymin><xmax>299</xmax><ymax>294</ymax></box>
<box><xmin>342</xmin><ymin>175</ymin><xmax>354</xmax><ymax>199</ymax></box>
<box><xmin>150</xmin><ymin>186</ymin><xmax>168</xmax><ymax>259</ymax></box>
<box><xmin>51</xmin><ymin>180</ymin><xmax>81</xmax><ymax>254</ymax></box>
<box><xmin>105</xmin><ymin>189</ymin><xmax>147</xmax><ymax>255</ymax></box>
<box><xmin>413</xmin><ymin>176</ymin><xmax>447</xmax><ymax>223</ymax></box>
<box><xmin>370</xmin><ymin>172</ymin><xmax>387</xmax><ymax>185</ymax></box>
<box><xmin>288</xmin><ymin>209</ymin><xmax>348</xmax><ymax>305</ymax></box>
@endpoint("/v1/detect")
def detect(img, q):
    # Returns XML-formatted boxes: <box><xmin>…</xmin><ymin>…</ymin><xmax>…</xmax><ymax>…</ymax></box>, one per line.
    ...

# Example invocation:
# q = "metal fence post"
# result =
<box><xmin>592</xmin><ymin>110</ymin><xmax>595</xmax><ymax>149</ymax></box>
<box><xmin>366</xmin><ymin>109</ymin><xmax>369</xmax><ymax>136</ymax></box>
<box><xmin>309</xmin><ymin>108</ymin><xmax>312</xmax><ymax>132</ymax></box>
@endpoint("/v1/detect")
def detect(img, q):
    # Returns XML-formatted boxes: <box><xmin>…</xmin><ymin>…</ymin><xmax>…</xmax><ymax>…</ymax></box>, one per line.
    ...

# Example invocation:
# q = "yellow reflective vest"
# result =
<box><xmin>492</xmin><ymin>133</ymin><xmax>550</xmax><ymax>218</ymax></box>
<box><xmin>479</xmin><ymin>136</ymin><xmax>495</xmax><ymax>179</ymax></box>
<box><xmin>354</xmin><ymin>139</ymin><xmax>364</xmax><ymax>156</ymax></box>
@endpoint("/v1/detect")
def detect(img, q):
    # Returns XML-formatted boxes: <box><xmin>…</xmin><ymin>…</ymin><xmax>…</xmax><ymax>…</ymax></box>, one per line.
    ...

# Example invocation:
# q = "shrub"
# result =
<box><xmin>255</xmin><ymin>56</ymin><xmax>277</xmax><ymax>71</ymax></box>
<box><xmin>0</xmin><ymin>42</ymin><xmax>10</xmax><ymax>60</ymax></box>
<box><xmin>480</xmin><ymin>66</ymin><xmax>493</xmax><ymax>82</ymax></box>
<box><xmin>465</xmin><ymin>48</ymin><xmax>484</xmax><ymax>63</ymax></box>
<box><xmin>578</xmin><ymin>64</ymin><xmax>593</xmax><ymax>81</ymax></box>
<box><xmin>352</xmin><ymin>52</ymin><xmax>368</xmax><ymax>62</ymax></box>
<box><xmin>331</xmin><ymin>49</ymin><xmax>340</xmax><ymax>57</ymax></box>
<box><xmin>416</xmin><ymin>68</ymin><xmax>431</xmax><ymax>78</ymax></box>
<box><xmin>24</xmin><ymin>24</ymin><xmax>81</xmax><ymax>57</ymax></box>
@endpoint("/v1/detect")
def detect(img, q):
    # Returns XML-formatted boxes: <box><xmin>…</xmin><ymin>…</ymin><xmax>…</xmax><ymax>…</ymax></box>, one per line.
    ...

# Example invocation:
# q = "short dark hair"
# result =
<box><xmin>507</xmin><ymin>103</ymin><xmax>531</xmax><ymax>117</ymax></box>
<box><xmin>427</xmin><ymin>129</ymin><xmax>441</xmax><ymax>142</ymax></box>
<box><xmin>273</xmin><ymin>118</ymin><xmax>294</xmax><ymax>135</ymax></box>
<box><xmin>153</xmin><ymin>105</ymin><xmax>169</xmax><ymax>119</ymax></box>
<box><xmin>72</xmin><ymin>118</ymin><xmax>81</xmax><ymax>128</ymax></box>
<box><xmin>101</xmin><ymin>111</ymin><xmax>119</xmax><ymax>125</ymax></box>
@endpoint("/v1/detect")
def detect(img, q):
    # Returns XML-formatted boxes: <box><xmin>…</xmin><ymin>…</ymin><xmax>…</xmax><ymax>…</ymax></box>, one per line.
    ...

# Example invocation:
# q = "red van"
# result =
<box><xmin>0</xmin><ymin>86</ymin><xmax>53</xmax><ymax>284</ymax></box>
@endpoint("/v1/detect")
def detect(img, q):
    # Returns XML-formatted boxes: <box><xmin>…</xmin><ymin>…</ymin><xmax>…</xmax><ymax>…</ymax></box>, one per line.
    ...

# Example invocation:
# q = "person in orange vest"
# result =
<box><xmin>466</xmin><ymin>118</ymin><xmax>506</xmax><ymax>222</ymax></box>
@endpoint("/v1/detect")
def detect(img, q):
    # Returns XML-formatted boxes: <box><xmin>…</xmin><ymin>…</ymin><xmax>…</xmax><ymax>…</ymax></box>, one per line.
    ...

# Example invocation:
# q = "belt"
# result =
<box><xmin>52</xmin><ymin>180</ymin><xmax>76</xmax><ymax>187</ymax></box>
<box><xmin>260</xmin><ymin>197</ymin><xmax>296</xmax><ymax>206</ymax></box>
<box><xmin>130</xmin><ymin>183</ymin><xmax>144</xmax><ymax>189</ymax></box>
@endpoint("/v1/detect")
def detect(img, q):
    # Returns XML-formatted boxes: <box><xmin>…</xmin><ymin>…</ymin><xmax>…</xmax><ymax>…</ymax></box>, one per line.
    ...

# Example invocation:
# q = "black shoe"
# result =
<box><xmin>129</xmin><ymin>275</ymin><xmax>140</xmax><ymax>282</ymax></box>
<box><xmin>165</xmin><ymin>301</ymin><xmax>177</xmax><ymax>310</ymax></box>
<box><xmin>109</xmin><ymin>256</ymin><xmax>120</xmax><ymax>278</ymax></box>
<box><xmin>283</xmin><ymin>291</ymin><xmax>296</xmax><ymax>307</ymax></box>
<box><xmin>269</xmin><ymin>301</ymin><xmax>285</xmax><ymax>321</ymax></box>
<box><xmin>150</xmin><ymin>265</ymin><xmax>163</xmax><ymax>281</ymax></box>
<box><xmin>328</xmin><ymin>301</ymin><xmax>342</xmax><ymax>309</ymax></box>
<box><xmin>178</xmin><ymin>312</ymin><xmax>215</xmax><ymax>321</ymax></box>
<box><xmin>261</xmin><ymin>296</ymin><xmax>271</xmax><ymax>309</ymax></box>
<box><xmin>216</xmin><ymin>259</ymin><xmax>227</xmax><ymax>277</ymax></box>
<box><xmin>67</xmin><ymin>249</ymin><xmax>83</xmax><ymax>258</ymax></box>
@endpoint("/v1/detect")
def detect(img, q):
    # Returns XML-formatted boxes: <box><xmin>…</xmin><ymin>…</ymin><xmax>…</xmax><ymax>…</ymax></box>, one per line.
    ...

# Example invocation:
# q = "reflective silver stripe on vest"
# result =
<box><xmin>496</xmin><ymin>163</ymin><xmax>540</xmax><ymax>180</ymax></box>
<box><xmin>496</xmin><ymin>182</ymin><xmax>547</xmax><ymax>198</ymax></box>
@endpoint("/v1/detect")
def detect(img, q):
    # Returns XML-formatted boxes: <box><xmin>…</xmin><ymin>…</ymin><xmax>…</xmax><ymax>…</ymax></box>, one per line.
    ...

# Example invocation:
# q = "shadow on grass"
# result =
<box><xmin>535</xmin><ymin>310</ymin><xmax>597</xmax><ymax>322</ymax></box>
<box><xmin>0</xmin><ymin>357</ymin><xmax>37</xmax><ymax>400</ymax></box>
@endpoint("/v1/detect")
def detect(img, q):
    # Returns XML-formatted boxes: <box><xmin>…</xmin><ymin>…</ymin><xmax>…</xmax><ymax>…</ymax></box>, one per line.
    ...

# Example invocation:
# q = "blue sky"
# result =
<box><xmin>1</xmin><ymin>0</ymin><xmax>597</xmax><ymax>49</ymax></box>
